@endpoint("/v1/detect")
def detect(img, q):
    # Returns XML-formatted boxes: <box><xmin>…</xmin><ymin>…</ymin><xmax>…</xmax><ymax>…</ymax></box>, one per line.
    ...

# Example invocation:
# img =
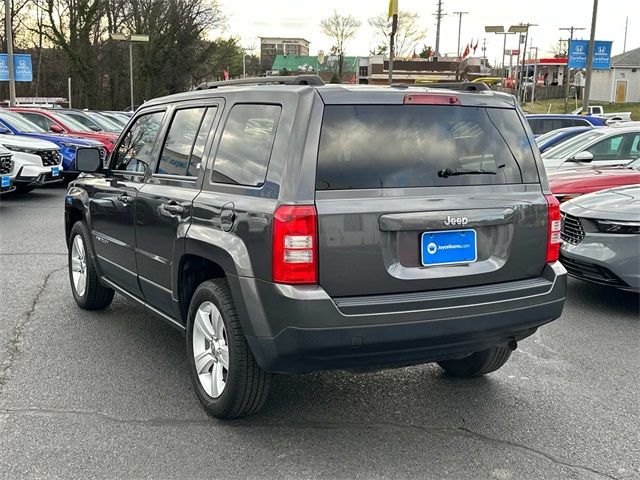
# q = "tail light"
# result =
<box><xmin>272</xmin><ymin>205</ymin><xmax>317</xmax><ymax>284</ymax></box>
<box><xmin>546</xmin><ymin>194</ymin><xmax>562</xmax><ymax>262</ymax></box>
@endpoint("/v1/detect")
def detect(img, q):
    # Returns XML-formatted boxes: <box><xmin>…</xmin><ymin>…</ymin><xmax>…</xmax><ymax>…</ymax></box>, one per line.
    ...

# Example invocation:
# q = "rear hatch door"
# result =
<box><xmin>315</xmin><ymin>97</ymin><xmax>548</xmax><ymax>297</ymax></box>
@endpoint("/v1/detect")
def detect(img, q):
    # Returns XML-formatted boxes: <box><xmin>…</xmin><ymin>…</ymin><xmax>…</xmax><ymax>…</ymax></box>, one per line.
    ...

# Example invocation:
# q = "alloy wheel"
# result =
<box><xmin>192</xmin><ymin>301</ymin><xmax>229</xmax><ymax>398</ymax></box>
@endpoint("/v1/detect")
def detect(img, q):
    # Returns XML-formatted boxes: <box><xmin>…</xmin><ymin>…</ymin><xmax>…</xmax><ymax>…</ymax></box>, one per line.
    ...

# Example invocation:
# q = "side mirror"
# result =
<box><xmin>570</xmin><ymin>151</ymin><xmax>594</xmax><ymax>163</ymax></box>
<box><xmin>50</xmin><ymin>124</ymin><xmax>65</xmax><ymax>134</ymax></box>
<box><xmin>75</xmin><ymin>148</ymin><xmax>102</xmax><ymax>172</ymax></box>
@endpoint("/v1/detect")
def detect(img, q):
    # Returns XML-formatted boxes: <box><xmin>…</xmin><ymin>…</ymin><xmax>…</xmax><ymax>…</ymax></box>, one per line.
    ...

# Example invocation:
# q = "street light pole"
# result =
<box><xmin>453</xmin><ymin>11</ymin><xmax>469</xmax><ymax>59</ymax></box>
<box><xmin>111</xmin><ymin>33</ymin><xmax>149</xmax><ymax>111</ymax></box>
<box><xmin>5</xmin><ymin>0</ymin><xmax>16</xmax><ymax>106</ymax></box>
<box><xmin>582</xmin><ymin>0</ymin><xmax>599</xmax><ymax>114</ymax></box>
<box><xmin>129</xmin><ymin>42</ymin><xmax>134</xmax><ymax>111</ymax></box>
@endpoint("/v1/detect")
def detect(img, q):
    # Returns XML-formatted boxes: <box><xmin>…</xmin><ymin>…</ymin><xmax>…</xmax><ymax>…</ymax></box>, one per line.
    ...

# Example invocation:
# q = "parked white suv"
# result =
<box><xmin>0</xmin><ymin>146</ymin><xmax>15</xmax><ymax>194</ymax></box>
<box><xmin>0</xmin><ymin>136</ymin><xmax>64</xmax><ymax>193</ymax></box>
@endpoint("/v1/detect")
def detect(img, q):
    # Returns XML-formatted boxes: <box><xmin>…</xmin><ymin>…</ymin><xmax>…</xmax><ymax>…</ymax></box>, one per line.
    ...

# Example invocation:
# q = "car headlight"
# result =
<box><xmin>1</xmin><ymin>144</ymin><xmax>34</xmax><ymax>154</ymax></box>
<box><xmin>593</xmin><ymin>219</ymin><xmax>640</xmax><ymax>234</ymax></box>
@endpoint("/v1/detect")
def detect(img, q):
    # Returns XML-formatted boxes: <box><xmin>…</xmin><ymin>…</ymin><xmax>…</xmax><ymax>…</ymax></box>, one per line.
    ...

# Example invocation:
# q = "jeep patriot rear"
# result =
<box><xmin>65</xmin><ymin>76</ymin><xmax>566</xmax><ymax>418</ymax></box>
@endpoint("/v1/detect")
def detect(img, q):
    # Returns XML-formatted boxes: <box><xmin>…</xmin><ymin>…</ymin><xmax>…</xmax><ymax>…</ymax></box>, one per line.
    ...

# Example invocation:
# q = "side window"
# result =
<box><xmin>528</xmin><ymin>119</ymin><xmax>542</xmax><ymax>135</ymax></box>
<box><xmin>112</xmin><ymin>111</ymin><xmax>164</xmax><ymax>172</ymax></box>
<box><xmin>211</xmin><ymin>104</ymin><xmax>281</xmax><ymax>187</ymax></box>
<box><xmin>573</xmin><ymin>119</ymin><xmax>589</xmax><ymax>127</ymax></box>
<box><xmin>157</xmin><ymin>107</ymin><xmax>216</xmax><ymax>177</ymax></box>
<box><xmin>630</xmin><ymin>134</ymin><xmax>640</xmax><ymax>158</ymax></box>
<box><xmin>585</xmin><ymin>134</ymin><xmax>625</xmax><ymax>161</ymax></box>
<box><xmin>541</xmin><ymin>120</ymin><xmax>555</xmax><ymax>134</ymax></box>
<box><xmin>20</xmin><ymin>113</ymin><xmax>54</xmax><ymax>131</ymax></box>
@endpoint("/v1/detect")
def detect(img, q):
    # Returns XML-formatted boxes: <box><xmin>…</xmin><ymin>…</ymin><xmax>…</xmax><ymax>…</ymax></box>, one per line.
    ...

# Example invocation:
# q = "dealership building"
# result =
<box><xmin>589</xmin><ymin>47</ymin><xmax>640</xmax><ymax>103</ymax></box>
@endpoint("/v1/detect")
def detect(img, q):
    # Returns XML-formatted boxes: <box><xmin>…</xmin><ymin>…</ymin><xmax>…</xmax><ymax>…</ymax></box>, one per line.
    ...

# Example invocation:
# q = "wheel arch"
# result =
<box><xmin>65</xmin><ymin>186</ymin><xmax>91</xmax><ymax>246</ymax></box>
<box><xmin>177</xmin><ymin>235</ymin><xmax>257</xmax><ymax>338</ymax></box>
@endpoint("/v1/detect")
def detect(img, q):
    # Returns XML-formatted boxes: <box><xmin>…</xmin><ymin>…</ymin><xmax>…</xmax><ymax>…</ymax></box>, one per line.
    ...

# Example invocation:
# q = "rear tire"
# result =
<box><xmin>437</xmin><ymin>346</ymin><xmax>512</xmax><ymax>377</ymax></box>
<box><xmin>68</xmin><ymin>221</ymin><xmax>114</xmax><ymax>310</ymax></box>
<box><xmin>186</xmin><ymin>279</ymin><xmax>270</xmax><ymax>419</ymax></box>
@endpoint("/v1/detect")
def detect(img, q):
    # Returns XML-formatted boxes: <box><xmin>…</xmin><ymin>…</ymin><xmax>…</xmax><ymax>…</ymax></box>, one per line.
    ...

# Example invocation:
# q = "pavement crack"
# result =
<box><xmin>0</xmin><ymin>407</ymin><xmax>210</xmax><ymax>426</ymax></box>
<box><xmin>0</xmin><ymin>407</ymin><xmax>623</xmax><ymax>480</ymax></box>
<box><xmin>0</xmin><ymin>264</ymin><xmax>67</xmax><ymax>396</ymax></box>
<box><xmin>0</xmin><ymin>253</ymin><xmax>67</xmax><ymax>256</ymax></box>
<box><xmin>456</xmin><ymin>426</ymin><xmax>619</xmax><ymax>480</ymax></box>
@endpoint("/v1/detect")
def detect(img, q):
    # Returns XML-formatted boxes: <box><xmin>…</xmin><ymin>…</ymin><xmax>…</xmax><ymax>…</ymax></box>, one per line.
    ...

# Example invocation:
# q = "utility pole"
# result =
<box><xmin>453</xmin><ymin>11</ymin><xmax>469</xmax><ymax>58</ymax></box>
<box><xmin>623</xmin><ymin>16</ymin><xmax>628</xmax><ymax>53</ymax></box>
<box><xmin>5</xmin><ymin>0</ymin><xmax>16</xmax><ymax>106</ymax></box>
<box><xmin>560</xmin><ymin>25</ymin><xmax>585</xmax><ymax>113</ymax></box>
<box><xmin>518</xmin><ymin>23</ymin><xmax>537</xmax><ymax>103</ymax></box>
<box><xmin>433</xmin><ymin>0</ymin><xmax>446</xmax><ymax>58</ymax></box>
<box><xmin>482</xmin><ymin>38</ymin><xmax>487</xmax><ymax>69</ymax></box>
<box><xmin>582</xmin><ymin>0</ymin><xmax>598</xmax><ymax>114</ymax></box>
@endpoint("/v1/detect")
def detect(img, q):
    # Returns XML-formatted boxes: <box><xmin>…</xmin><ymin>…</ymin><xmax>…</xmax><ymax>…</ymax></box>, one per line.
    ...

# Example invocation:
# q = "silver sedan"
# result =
<box><xmin>560</xmin><ymin>185</ymin><xmax>640</xmax><ymax>292</ymax></box>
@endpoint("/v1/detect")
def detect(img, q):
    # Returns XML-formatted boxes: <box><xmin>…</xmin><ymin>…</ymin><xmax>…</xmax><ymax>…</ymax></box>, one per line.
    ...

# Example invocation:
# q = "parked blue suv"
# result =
<box><xmin>0</xmin><ymin>110</ymin><xmax>105</xmax><ymax>179</ymax></box>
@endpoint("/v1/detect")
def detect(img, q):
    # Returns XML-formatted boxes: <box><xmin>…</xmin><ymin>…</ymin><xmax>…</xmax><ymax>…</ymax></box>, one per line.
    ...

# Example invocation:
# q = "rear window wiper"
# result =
<box><xmin>438</xmin><ymin>168</ymin><xmax>497</xmax><ymax>178</ymax></box>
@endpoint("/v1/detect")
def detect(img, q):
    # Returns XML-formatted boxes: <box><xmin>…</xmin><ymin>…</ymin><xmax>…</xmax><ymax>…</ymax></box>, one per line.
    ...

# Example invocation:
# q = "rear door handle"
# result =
<box><xmin>162</xmin><ymin>202</ymin><xmax>186</xmax><ymax>214</ymax></box>
<box><xmin>118</xmin><ymin>193</ymin><xmax>133</xmax><ymax>204</ymax></box>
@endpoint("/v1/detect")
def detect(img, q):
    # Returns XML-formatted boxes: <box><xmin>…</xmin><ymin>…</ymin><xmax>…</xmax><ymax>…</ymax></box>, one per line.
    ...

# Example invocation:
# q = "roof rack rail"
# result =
<box><xmin>424</xmin><ymin>82</ymin><xmax>490</xmax><ymax>92</ymax></box>
<box><xmin>195</xmin><ymin>75</ymin><xmax>325</xmax><ymax>90</ymax></box>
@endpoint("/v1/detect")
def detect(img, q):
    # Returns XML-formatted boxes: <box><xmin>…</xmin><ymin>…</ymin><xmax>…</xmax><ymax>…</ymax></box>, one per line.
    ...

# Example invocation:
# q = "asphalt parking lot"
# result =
<box><xmin>0</xmin><ymin>187</ymin><xmax>638</xmax><ymax>480</ymax></box>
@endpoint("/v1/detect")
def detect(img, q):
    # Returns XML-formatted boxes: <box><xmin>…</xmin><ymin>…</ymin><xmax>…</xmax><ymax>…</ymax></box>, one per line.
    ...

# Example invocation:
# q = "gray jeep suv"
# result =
<box><xmin>65</xmin><ymin>76</ymin><xmax>566</xmax><ymax>419</ymax></box>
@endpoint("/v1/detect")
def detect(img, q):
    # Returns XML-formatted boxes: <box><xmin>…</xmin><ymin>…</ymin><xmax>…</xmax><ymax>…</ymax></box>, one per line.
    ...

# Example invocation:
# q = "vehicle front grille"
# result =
<box><xmin>560</xmin><ymin>253</ymin><xmax>628</xmax><ymax>287</ymax></box>
<box><xmin>561</xmin><ymin>213</ymin><xmax>585</xmax><ymax>245</ymax></box>
<box><xmin>0</xmin><ymin>155</ymin><xmax>12</xmax><ymax>174</ymax></box>
<box><xmin>37</xmin><ymin>149</ymin><xmax>62</xmax><ymax>166</ymax></box>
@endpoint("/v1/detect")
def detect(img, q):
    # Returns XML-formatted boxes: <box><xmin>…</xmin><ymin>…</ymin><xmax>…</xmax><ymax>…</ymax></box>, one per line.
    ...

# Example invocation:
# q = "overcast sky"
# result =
<box><xmin>218</xmin><ymin>0</ymin><xmax>637</xmax><ymax>64</ymax></box>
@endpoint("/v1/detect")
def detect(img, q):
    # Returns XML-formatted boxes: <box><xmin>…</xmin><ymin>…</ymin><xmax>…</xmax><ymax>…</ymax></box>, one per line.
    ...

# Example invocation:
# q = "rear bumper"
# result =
<box><xmin>231</xmin><ymin>262</ymin><xmax>567</xmax><ymax>373</ymax></box>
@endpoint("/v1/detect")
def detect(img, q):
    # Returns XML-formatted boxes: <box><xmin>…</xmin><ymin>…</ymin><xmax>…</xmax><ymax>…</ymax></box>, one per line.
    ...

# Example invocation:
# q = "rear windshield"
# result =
<box><xmin>316</xmin><ymin>105</ymin><xmax>539</xmax><ymax>190</ymax></box>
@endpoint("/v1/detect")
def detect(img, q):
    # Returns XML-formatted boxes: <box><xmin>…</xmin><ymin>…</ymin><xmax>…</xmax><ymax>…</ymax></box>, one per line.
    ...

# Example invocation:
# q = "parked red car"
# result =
<box><xmin>9</xmin><ymin>108</ymin><xmax>118</xmax><ymax>153</ymax></box>
<box><xmin>548</xmin><ymin>159</ymin><xmax>640</xmax><ymax>203</ymax></box>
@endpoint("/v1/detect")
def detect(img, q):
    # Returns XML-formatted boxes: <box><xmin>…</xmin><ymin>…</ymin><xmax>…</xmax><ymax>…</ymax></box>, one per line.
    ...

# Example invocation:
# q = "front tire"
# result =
<box><xmin>186</xmin><ymin>279</ymin><xmax>270</xmax><ymax>419</ymax></box>
<box><xmin>68</xmin><ymin>221</ymin><xmax>114</xmax><ymax>310</ymax></box>
<box><xmin>437</xmin><ymin>346</ymin><xmax>512</xmax><ymax>377</ymax></box>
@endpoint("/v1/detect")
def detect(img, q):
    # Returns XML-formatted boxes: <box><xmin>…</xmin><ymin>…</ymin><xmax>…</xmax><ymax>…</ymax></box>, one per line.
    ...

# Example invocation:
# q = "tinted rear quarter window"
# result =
<box><xmin>316</xmin><ymin>105</ymin><xmax>538</xmax><ymax>190</ymax></box>
<box><xmin>211</xmin><ymin>104</ymin><xmax>281</xmax><ymax>187</ymax></box>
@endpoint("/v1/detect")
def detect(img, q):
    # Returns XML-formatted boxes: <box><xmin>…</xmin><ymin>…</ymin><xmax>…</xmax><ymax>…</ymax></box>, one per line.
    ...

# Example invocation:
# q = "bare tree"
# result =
<box><xmin>320</xmin><ymin>11</ymin><xmax>360</xmax><ymax>81</ymax></box>
<box><xmin>368</xmin><ymin>10</ymin><xmax>427</xmax><ymax>58</ymax></box>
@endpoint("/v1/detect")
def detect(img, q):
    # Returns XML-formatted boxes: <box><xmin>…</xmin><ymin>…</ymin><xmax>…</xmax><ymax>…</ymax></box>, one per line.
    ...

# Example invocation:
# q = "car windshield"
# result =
<box><xmin>0</xmin><ymin>111</ymin><xmax>47</xmax><ymax>133</ymax></box>
<box><xmin>54</xmin><ymin>112</ymin><xmax>95</xmax><ymax>132</ymax></box>
<box><xmin>626</xmin><ymin>158</ymin><xmax>640</xmax><ymax>169</ymax></box>
<box><xmin>536</xmin><ymin>129</ymin><xmax>566</xmax><ymax>144</ymax></box>
<box><xmin>85</xmin><ymin>112</ymin><xmax>121</xmax><ymax>131</ymax></box>
<box><xmin>542</xmin><ymin>130</ymin><xmax>605</xmax><ymax>159</ymax></box>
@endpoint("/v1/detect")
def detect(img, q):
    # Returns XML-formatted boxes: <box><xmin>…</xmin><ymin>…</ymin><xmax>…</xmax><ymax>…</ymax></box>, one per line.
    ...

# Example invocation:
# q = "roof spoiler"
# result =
<box><xmin>195</xmin><ymin>75</ymin><xmax>325</xmax><ymax>90</ymax></box>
